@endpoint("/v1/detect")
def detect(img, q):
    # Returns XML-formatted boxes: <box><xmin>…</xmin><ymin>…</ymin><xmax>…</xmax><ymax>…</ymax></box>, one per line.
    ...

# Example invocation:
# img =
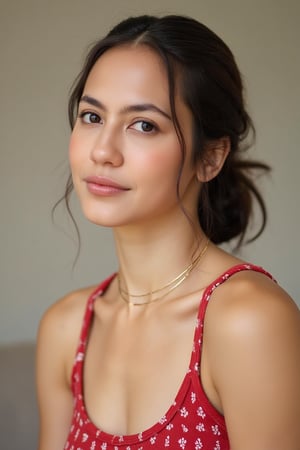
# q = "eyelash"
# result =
<box><xmin>78</xmin><ymin>111</ymin><xmax>101</xmax><ymax>124</ymax></box>
<box><xmin>78</xmin><ymin>111</ymin><xmax>158</xmax><ymax>134</ymax></box>
<box><xmin>130</xmin><ymin>120</ymin><xmax>157</xmax><ymax>134</ymax></box>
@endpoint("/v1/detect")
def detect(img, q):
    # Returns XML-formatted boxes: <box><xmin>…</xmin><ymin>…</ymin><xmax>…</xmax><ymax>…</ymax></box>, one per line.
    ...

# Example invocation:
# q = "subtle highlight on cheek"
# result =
<box><xmin>68</xmin><ymin>132</ymin><xmax>82</xmax><ymax>166</ymax></box>
<box><xmin>68</xmin><ymin>136</ymin><xmax>84</xmax><ymax>196</ymax></box>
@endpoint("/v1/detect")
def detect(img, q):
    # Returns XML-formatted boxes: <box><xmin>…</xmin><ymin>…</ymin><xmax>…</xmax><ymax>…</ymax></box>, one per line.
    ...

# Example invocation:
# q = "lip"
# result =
<box><xmin>84</xmin><ymin>175</ymin><xmax>130</xmax><ymax>196</ymax></box>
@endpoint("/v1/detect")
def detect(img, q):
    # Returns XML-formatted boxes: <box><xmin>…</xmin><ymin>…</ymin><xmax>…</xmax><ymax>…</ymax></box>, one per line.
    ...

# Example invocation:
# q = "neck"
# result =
<box><xmin>113</xmin><ymin>215</ymin><xmax>206</xmax><ymax>298</ymax></box>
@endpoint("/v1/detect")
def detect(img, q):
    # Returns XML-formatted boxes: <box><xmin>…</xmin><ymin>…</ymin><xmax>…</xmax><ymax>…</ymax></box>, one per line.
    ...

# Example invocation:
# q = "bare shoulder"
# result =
<box><xmin>37</xmin><ymin>284</ymin><xmax>99</xmax><ymax>382</ymax></box>
<box><xmin>204</xmin><ymin>268</ymin><xmax>300</xmax><ymax>449</ymax></box>
<box><xmin>206</xmin><ymin>268</ymin><xmax>299</xmax><ymax>338</ymax></box>
<box><xmin>204</xmin><ymin>268</ymin><xmax>300</xmax><ymax>361</ymax></box>
<box><xmin>38</xmin><ymin>284</ymin><xmax>98</xmax><ymax>341</ymax></box>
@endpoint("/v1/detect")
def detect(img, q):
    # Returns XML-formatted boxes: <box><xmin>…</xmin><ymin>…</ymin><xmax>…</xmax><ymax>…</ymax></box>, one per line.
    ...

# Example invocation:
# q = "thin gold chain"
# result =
<box><xmin>118</xmin><ymin>239</ymin><xmax>209</xmax><ymax>306</ymax></box>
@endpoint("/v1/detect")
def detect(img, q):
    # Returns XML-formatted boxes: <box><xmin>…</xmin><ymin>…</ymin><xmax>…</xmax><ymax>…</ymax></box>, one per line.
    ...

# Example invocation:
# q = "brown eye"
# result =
<box><xmin>81</xmin><ymin>112</ymin><xmax>101</xmax><ymax>124</ymax></box>
<box><xmin>141</xmin><ymin>121</ymin><xmax>154</xmax><ymax>132</ymax></box>
<box><xmin>131</xmin><ymin>120</ymin><xmax>156</xmax><ymax>133</ymax></box>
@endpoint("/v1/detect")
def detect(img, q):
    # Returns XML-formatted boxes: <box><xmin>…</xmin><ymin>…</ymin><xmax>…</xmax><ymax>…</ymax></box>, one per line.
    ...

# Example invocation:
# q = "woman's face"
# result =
<box><xmin>69</xmin><ymin>44</ymin><xmax>201</xmax><ymax>229</ymax></box>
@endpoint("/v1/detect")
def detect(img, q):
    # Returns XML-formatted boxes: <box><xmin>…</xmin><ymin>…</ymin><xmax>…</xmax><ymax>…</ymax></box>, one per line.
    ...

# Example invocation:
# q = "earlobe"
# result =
<box><xmin>196</xmin><ymin>137</ymin><xmax>230</xmax><ymax>182</ymax></box>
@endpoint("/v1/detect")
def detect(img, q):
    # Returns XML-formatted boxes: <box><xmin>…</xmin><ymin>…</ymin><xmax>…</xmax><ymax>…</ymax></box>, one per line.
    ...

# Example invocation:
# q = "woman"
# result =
<box><xmin>36</xmin><ymin>15</ymin><xmax>300</xmax><ymax>450</ymax></box>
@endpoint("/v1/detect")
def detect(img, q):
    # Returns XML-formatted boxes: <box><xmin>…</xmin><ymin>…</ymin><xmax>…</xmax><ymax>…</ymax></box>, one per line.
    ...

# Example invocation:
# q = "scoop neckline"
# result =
<box><xmin>77</xmin><ymin>370</ymin><xmax>192</xmax><ymax>445</ymax></box>
<box><xmin>75</xmin><ymin>274</ymin><xmax>206</xmax><ymax>445</ymax></box>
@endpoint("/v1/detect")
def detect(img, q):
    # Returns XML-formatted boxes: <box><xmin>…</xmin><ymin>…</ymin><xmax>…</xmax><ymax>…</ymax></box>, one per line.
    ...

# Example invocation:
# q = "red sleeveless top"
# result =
<box><xmin>64</xmin><ymin>264</ymin><xmax>274</xmax><ymax>450</ymax></box>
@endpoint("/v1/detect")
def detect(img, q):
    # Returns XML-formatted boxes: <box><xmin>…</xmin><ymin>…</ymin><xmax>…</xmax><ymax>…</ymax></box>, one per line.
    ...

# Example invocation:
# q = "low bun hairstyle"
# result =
<box><xmin>65</xmin><ymin>14</ymin><xmax>270</xmax><ymax>246</ymax></box>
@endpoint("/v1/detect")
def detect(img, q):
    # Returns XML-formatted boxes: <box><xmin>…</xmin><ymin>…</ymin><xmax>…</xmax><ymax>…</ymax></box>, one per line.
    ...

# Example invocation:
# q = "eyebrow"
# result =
<box><xmin>80</xmin><ymin>95</ymin><xmax>172</xmax><ymax>121</ymax></box>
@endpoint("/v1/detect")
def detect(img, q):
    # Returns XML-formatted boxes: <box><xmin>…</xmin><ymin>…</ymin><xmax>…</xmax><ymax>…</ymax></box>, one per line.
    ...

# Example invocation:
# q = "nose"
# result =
<box><xmin>90</xmin><ymin>124</ymin><xmax>124</xmax><ymax>167</ymax></box>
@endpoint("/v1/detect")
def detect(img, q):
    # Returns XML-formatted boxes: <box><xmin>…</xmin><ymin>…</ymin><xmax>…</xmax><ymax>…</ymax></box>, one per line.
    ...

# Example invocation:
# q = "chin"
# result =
<box><xmin>80</xmin><ymin>205</ymin><xmax>129</xmax><ymax>228</ymax></box>
<box><xmin>83</xmin><ymin>212</ymin><xmax>122</xmax><ymax>228</ymax></box>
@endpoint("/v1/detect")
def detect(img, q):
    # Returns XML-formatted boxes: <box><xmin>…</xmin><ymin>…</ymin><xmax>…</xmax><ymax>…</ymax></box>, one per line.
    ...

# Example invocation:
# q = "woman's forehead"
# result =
<box><xmin>83</xmin><ymin>45</ymin><xmax>175</xmax><ymax>112</ymax></box>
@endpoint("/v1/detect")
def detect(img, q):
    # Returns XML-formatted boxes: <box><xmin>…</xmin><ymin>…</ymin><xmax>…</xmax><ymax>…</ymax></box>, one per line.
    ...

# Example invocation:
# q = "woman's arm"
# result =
<box><xmin>206</xmin><ymin>271</ymin><xmax>300</xmax><ymax>450</ymax></box>
<box><xmin>36</xmin><ymin>291</ymin><xmax>86</xmax><ymax>450</ymax></box>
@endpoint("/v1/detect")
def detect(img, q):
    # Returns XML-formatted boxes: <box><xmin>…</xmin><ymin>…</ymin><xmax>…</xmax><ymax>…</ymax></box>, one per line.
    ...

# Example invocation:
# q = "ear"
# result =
<box><xmin>196</xmin><ymin>137</ymin><xmax>230</xmax><ymax>182</ymax></box>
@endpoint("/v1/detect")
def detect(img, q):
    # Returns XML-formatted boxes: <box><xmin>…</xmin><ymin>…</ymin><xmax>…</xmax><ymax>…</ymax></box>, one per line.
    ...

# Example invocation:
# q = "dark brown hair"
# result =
<box><xmin>60</xmin><ymin>15</ymin><xmax>270</xmax><ymax>246</ymax></box>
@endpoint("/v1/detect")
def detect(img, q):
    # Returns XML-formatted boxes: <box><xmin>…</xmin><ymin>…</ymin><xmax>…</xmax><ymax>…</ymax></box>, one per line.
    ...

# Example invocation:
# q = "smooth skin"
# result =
<box><xmin>36</xmin><ymin>45</ymin><xmax>300</xmax><ymax>450</ymax></box>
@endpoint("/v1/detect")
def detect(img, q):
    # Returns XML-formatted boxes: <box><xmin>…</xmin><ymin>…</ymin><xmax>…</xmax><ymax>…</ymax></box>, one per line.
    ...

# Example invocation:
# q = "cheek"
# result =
<box><xmin>133</xmin><ymin>140</ymin><xmax>182</xmax><ymax>181</ymax></box>
<box><xmin>68</xmin><ymin>132</ymin><xmax>83</xmax><ymax>171</ymax></box>
<box><xmin>69</xmin><ymin>131</ymin><xmax>78</xmax><ymax>156</ymax></box>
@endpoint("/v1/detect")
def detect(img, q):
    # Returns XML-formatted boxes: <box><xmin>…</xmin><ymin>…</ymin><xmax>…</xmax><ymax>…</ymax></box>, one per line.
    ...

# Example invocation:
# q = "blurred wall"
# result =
<box><xmin>0</xmin><ymin>0</ymin><xmax>299</xmax><ymax>343</ymax></box>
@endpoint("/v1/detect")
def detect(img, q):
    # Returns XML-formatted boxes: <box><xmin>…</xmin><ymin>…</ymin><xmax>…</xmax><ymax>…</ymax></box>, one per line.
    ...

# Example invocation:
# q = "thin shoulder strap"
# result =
<box><xmin>189</xmin><ymin>264</ymin><xmax>276</xmax><ymax>371</ymax></box>
<box><xmin>71</xmin><ymin>273</ymin><xmax>116</xmax><ymax>395</ymax></box>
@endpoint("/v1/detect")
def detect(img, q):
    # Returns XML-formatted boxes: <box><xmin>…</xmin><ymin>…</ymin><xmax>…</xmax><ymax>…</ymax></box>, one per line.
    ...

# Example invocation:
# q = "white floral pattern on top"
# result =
<box><xmin>64</xmin><ymin>265</ymin><xmax>274</xmax><ymax>449</ymax></box>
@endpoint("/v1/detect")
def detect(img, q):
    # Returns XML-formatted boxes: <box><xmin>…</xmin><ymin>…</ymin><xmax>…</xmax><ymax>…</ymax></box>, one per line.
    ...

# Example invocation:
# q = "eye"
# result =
<box><xmin>79</xmin><ymin>111</ymin><xmax>102</xmax><ymax>124</ymax></box>
<box><xmin>131</xmin><ymin>120</ymin><xmax>156</xmax><ymax>133</ymax></box>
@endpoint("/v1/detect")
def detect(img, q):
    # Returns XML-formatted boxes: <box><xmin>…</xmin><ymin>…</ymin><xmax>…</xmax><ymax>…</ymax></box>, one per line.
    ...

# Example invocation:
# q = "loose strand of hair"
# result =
<box><xmin>51</xmin><ymin>174</ymin><xmax>81</xmax><ymax>269</ymax></box>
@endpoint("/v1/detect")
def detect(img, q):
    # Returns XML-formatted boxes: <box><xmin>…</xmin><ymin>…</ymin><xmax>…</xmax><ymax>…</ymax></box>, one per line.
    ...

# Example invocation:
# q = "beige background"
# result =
<box><xmin>0</xmin><ymin>0</ymin><xmax>299</xmax><ymax>344</ymax></box>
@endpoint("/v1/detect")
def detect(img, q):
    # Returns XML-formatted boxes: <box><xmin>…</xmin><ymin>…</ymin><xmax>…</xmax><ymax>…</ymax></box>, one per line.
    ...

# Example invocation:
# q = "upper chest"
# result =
<box><xmin>81</xmin><ymin>293</ymin><xmax>203</xmax><ymax>435</ymax></box>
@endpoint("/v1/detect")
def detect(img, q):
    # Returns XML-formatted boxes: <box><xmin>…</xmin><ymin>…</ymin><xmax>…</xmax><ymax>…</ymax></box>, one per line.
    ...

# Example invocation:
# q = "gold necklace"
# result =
<box><xmin>118</xmin><ymin>239</ymin><xmax>209</xmax><ymax>306</ymax></box>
